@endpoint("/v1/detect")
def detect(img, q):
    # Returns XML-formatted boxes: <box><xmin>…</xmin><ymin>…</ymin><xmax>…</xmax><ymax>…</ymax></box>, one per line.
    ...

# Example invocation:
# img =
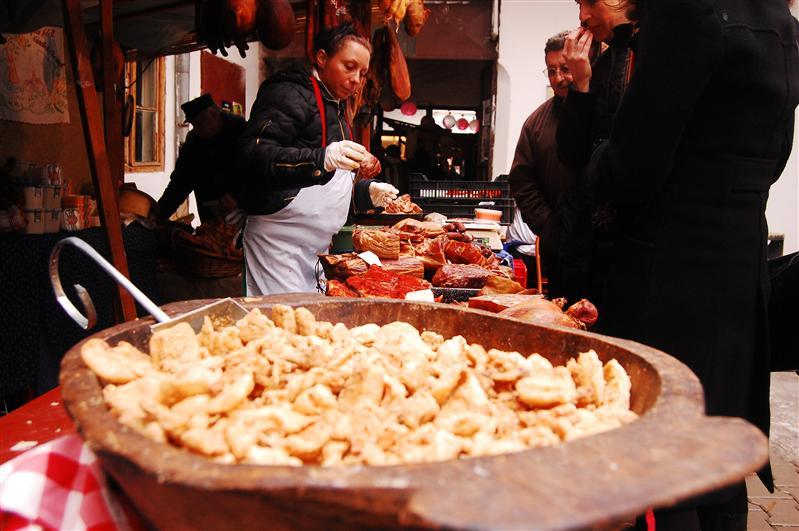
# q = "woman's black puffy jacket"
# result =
<box><xmin>237</xmin><ymin>67</ymin><xmax>372</xmax><ymax>215</ymax></box>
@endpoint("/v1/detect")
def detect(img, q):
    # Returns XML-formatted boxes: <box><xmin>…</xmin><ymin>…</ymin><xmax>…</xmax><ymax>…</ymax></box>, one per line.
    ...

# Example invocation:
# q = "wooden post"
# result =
<box><xmin>100</xmin><ymin>0</ymin><xmax>124</xmax><ymax>185</ymax></box>
<box><xmin>62</xmin><ymin>0</ymin><xmax>138</xmax><ymax>322</ymax></box>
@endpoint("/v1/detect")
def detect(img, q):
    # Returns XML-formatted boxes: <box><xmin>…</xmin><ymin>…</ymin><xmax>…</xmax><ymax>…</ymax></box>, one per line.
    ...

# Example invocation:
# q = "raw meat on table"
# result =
<box><xmin>432</xmin><ymin>263</ymin><xmax>491</xmax><ymax>288</ymax></box>
<box><xmin>326</xmin><ymin>279</ymin><xmax>358</xmax><ymax>297</ymax></box>
<box><xmin>345</xmin><ymin>265</ymin><xmax>431</xmax><ymax>298</ymax></box>
<box><xmin>353</xmin><ymin>228</ymin><xmax>400</xmax><ymax>259</ymax></box>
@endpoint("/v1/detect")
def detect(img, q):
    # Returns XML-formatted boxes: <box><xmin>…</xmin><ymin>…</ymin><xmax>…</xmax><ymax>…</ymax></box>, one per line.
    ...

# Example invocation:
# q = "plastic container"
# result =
<box><xmin>330</xmin><ymin>225</ymin><xmax>355</xmax><ymax>253</ymax></box>
<box><xmin>23</xmin><ymin>209</ymin><xmax>45</xmax><ymax>234</ymax></box>
<box><xmin>44</xmin><ymin>209</ymin><xmax>62</xmax><ymax>233</ymax></box>
<box><xmin>43</xmin><ymin>184</ymin><xmax>64</xmax><ymax>209</ymax></box>
<box><xmin>23</xmin><ymin>186</ymin><xmax>44</xmax><ymax>209</ymax></box>
<box><xmin>512</xmin><ymin>258</ymin><xmax>528</xmax><ymax>289</ymax></box>
<box><xmin>475</xmin><ymin>208</ymin><xmax>503</xmax><ymax>222</ymax></box>
<box><xmin>62</xmin><ymin>207</ymin><xmax>83</xmax><ymax>231</ymax></box>
<box><xmin>62</xmin><ymin>195</ymin><xmax>88</xmax><ymax>227</ymax></box>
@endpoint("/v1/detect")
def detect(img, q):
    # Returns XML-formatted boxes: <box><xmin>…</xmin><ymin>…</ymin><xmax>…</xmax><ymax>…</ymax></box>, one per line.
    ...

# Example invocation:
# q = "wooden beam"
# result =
<box><xmin>112</xmin><ymin>0</ymin><xmax>194</xmax><ymax>22</ymax></box>
<box><xmin>100</xmin><ymin>0</ymin><xmax>123</xmax><ymax>185</ymax></box>
<box><xmin>62</xmin><ymin>0</ymin><xmax>138</xmax><ymax>323</ymax></box>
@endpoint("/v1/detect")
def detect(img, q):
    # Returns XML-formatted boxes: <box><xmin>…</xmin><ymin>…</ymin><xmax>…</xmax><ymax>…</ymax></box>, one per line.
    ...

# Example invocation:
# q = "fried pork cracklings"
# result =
<box><xmin>81</xmin><ymin>305</ymin><xmax>636</xmax><ymax>466</ymax></box>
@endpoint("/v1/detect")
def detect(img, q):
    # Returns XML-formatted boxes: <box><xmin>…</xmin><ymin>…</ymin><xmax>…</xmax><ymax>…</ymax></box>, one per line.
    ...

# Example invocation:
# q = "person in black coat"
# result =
<box><xmin>155</xmin><ymin>94</ymin><xmax>246</xmax><ymax>223</ymax></box>
<box><xmin>549</xmin><ymin>0</ymin><xmax>635</xmax><ymax>305</ymax></box>
<box><xmin>237</xmin><ymin>23</ymin><xmax>398</xmax><ymax>295</ymax></box>
<box><xmin>591</xmin><ymin>0</ymin><xmax>799</xmax><ymax>528</ymax></box>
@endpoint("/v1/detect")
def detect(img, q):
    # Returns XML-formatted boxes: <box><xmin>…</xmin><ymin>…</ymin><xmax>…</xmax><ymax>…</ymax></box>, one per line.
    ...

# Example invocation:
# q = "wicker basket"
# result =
<box><xmin>173</xmin><ymin>236</ymin><xmax>242</xmax><ymax>278</ymax></box>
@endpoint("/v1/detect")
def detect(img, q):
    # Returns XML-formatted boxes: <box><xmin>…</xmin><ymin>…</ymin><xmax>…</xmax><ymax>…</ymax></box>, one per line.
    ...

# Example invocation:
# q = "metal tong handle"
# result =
<box><xmin>50</xmin><ymin>236</ymin><xmax>170</xmax><ymax>329</ymax></box>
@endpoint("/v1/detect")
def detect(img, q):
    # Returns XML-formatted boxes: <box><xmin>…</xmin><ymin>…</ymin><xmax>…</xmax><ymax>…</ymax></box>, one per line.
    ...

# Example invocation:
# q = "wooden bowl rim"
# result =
<box><xmin>59</xmin><ymin>296</ymin><xmax>767</xmax><ymax>528</ymax></box>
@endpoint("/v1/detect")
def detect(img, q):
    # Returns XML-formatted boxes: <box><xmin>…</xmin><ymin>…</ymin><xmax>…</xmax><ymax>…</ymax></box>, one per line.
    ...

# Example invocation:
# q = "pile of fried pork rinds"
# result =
<box><xmin>81</xmin><ymin>305</ymin><xmax>637</xmax><ymax>466</ymax></box>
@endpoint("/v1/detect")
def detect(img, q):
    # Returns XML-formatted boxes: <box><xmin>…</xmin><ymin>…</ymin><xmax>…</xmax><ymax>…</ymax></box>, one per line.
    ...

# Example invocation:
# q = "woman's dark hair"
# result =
<box><xmin>625</xmin><ymin>0</ymin><xmax>645</xmax><ymax>22</ymax></box>
<box><xmin>313</xmin><ymin>23</ymin><xmax>372</xmax><ymax>58</ymax></box>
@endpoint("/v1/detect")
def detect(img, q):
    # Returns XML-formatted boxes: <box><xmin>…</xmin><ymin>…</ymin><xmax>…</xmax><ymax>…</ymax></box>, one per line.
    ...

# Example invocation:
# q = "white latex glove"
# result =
<box><xmin>323</xmin><ymin>140</ymin><xmax>367</xmax><ymax>172</ymax></box>
<box><xmin>369</xmin><ymin>182</ymin><xmax>399</xmax><ymax>207</ymax></box>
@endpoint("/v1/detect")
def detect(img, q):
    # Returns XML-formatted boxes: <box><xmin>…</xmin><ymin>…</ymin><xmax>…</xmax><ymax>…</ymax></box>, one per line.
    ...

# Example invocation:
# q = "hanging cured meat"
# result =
<box><xmin>257</xmin><ymin>0</ymin><xmax>296</xmax><ymax>50</ymax></box>
<box><xmin>403</xmin><ymin>0</ymin><xmax>430</xmax><ymax>37</ymax></box>
<box><xmin>305</xmin><ymin>0</ymin><xmax>318</xmax><ymax>63</ymax></box>
<box><xmin>349</xmin><ymin>0</ymin><xmax>372</xmax><ymax>38</ymax></box>
<box><xmin>229</xmin><ymin>0</ymin><xmax>258</xmax><ymax>35</ymax></box>
<box><xmin>384</xmin><ymin>24</ymin><xmax>411</xmax><ymax>101</ymax></box>
<box><xmin>321</xmin><ymin>0</ymin><xmax>349</xmax><ymax>29</ymax></box>
<box><xmin>381</xmin><ymin>0</ymin><xmax>408</xmax><ymax>26</ymax></box>
<box><xmin>362</xmin><ymin>25</ymin><xmax>386</xmax><ymax>112</ymax></box>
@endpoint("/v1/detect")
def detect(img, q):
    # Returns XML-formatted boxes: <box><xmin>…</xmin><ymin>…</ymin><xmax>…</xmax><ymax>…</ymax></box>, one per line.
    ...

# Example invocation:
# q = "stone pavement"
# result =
<box><xmin>746</xmin><ymin>372</ymin><xmax>799</xmax><ymax>530</ymax></box>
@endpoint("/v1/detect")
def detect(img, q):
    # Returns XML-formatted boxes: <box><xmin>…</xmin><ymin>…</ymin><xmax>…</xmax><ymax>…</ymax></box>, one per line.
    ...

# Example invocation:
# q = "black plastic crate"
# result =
<box><xmin>410</xmin><ymin>177</ymin><xmax>515</xmax><ymax>223</ymax></box>
<box><xmin>410</xmin><ymin>177</ymin><xmax>509</xmax><ymax>200</ymax></box>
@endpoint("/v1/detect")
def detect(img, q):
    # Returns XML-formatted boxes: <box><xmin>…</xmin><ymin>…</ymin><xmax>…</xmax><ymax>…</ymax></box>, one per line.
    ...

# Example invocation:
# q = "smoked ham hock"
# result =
<box><xmin>257</xmin><ymin>0</ymin><xmax>296</xmax><ymax>50</ymax></box>
<box><xmin>59</xmin><ymin>297</ymin><xmax>768</xmax><ymax>530</ymax></box>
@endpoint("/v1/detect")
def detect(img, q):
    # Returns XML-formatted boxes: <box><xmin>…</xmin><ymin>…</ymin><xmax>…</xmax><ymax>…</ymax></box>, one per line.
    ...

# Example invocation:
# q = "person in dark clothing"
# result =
<box><xmin>550</xmin><ymin>0</ymin><xmax>635</xmax><ymax>305</ymax></box>
<box><xmin>382</xmin><ymin>143</ymin><xmax>409</xmax><ymax>194</ymax></box>
<box><xmin>154</xmin><ymin>94</ymin><xmax>246</xmax><ymax>223</ymax></box>
<box><xmin>237</xmin><ymin>23</ymin><xmax>398</xmax><ymax>295</ymax></box>
<box><xmin>508</xmin><ymin>30</ymin><xmax>578</xmax><ymax>295</ymax></box>
<box><xmin>590</xmin><ymin>0</ymin><xmax>799</xmax><ymax>529</ymax></box>
<box><xmin>558</xmin><ymin>2</ymin><xmax>635</xmax><ymax>170</ymax></box>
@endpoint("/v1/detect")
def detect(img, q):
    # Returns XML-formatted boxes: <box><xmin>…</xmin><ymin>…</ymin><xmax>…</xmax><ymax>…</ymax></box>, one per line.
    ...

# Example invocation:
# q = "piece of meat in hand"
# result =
<box><xmin>358</xmin><ymin>153</ymin><xmax>382</xmax><ymax>179</ymax></box>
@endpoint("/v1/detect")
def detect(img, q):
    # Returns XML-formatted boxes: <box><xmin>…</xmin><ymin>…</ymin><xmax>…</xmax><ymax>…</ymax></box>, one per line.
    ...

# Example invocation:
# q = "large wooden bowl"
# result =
<box><xmin>59</xmin><ymin>295</ymin><xmax>767</xmax><ymax>530</ymax></box>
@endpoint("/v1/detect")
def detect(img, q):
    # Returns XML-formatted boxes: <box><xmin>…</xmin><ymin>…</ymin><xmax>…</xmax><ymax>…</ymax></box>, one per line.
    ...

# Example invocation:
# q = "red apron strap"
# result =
<box><xmin>310</xmin><ymin>75</ymin><xmax>354</xmax><ymax>144</ymax></box>
<box><xmin>310</xmin><ymin>76</ymin><xmax>327</xmax><ymax>148</ymax></box>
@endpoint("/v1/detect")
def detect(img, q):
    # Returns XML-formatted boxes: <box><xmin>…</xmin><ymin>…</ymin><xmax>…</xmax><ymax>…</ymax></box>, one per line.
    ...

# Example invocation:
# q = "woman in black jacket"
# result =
<box><xmin>238</xmin><ymin>24</ymin><xmax>398</xmax><ymax>295</ymax></box>
<box><xmin>592</xmin><ymin>0</ymin><xmax>799</xmax><ymax>528</ymax></box>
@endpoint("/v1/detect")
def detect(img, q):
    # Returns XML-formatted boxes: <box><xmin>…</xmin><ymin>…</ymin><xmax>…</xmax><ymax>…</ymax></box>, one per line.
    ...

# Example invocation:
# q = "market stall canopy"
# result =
<box><xmin>3</xmin><ymin>1</ymin><xmax>496</xmax><ymax>59</ymax></box>
<box><xmin>2</xmin><ymin>1</ymin><xmax>195</xmax><ymax>53</ymax></box>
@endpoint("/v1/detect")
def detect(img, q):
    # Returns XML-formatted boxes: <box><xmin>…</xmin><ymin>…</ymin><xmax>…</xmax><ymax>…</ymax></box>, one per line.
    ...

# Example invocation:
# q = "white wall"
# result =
<box><xmin>126</xmin><ymin>46</ymin><xmax>262</xmax><ymax>226</ymax></box>
<box><xmin>766</xmin><ymin>110</ymin><xmax>799</xmax><ymax>254</ymax></box>
<box><xmin>767</xmin><ymin>1</ymin><xmax>799</xmax><ymax>254</ymax></box>
<box><xmin>495</xmin><ymin>0</ymin><xmax>578</xmax><ymax>178</ymax></box>
<box><xmin>495</xmin><ymin>0</ymin><xmax>799</xmax><ymax>253</ymax></box>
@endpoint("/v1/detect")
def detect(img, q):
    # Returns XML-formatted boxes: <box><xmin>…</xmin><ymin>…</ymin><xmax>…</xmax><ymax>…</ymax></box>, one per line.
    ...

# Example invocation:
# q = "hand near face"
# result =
<box><xmin>564</xmin><ymin>27</ymin><xmax>594</xmax><ymax>93</ymax></box>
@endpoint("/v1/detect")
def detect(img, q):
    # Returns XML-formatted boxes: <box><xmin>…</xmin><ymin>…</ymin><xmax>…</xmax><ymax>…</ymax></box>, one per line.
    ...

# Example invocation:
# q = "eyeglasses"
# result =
<box><xmin>542</xmin><ymin>65</ymin><xmax>571</xmax><ymax>77</ymax></box>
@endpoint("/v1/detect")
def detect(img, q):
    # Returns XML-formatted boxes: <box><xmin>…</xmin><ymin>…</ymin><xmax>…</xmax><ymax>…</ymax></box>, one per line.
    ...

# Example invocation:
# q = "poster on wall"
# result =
<box><xmin>0</xmin><ymin>27</ymin><xmax>69</xmax><ymax>125</ymax></box>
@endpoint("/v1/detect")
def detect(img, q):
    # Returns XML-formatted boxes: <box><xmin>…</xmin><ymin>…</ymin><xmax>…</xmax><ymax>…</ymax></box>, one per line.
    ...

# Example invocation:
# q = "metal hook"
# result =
<box><xmin>49</xmin><ymin>236</ymin><xmax>170</xmax><ymax>329</ymax></box>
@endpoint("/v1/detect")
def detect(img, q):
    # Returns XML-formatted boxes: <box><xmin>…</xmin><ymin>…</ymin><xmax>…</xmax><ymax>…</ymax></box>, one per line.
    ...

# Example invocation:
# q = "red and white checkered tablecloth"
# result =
<box><xmin>0</xmin><ymin>434</ymin><xmax>144</xmax><ymax>531</ymax></box>
<box><xmin>1</xmin><ymin>434</ymin><xmax>658</xmax><ymax>530</ymax></box>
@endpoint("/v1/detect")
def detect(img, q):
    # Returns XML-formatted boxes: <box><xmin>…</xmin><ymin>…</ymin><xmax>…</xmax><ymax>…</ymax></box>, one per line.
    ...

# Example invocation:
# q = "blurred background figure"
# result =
<box><xmin>154</xmin><ymin>94</ymin><xmax>246</xmax><ymax>223</ymax></box>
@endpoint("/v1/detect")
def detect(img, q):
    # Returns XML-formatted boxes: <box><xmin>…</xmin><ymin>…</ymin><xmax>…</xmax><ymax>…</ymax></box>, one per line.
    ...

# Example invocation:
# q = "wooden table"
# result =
<box><xmin>0</xmin><ymin>388</ymin><xmax>75</xmax><ymax>465</ymax></box>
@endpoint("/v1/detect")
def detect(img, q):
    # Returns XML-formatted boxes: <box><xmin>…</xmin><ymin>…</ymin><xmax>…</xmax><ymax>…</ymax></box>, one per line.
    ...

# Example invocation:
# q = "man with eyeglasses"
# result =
<box><xmin>508</xmin><ymin>31</ymin><xmax>578</xmax><ymax>295</ymax></box>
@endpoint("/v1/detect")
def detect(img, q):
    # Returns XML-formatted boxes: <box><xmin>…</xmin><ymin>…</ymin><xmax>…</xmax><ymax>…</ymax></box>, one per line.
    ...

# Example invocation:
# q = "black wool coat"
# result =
<box><xmin>594</xmin><ymin>0</ymin><xmax>799</xmax><ymax>489</ymax></box>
